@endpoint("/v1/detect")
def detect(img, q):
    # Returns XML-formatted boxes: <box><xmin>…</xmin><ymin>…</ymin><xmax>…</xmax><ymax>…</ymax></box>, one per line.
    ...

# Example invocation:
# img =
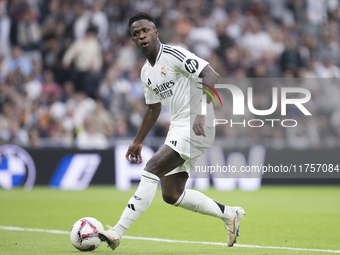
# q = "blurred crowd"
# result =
<box><xmin>1</xmin><ymin>0</ymin><xmax>340</xmax><ymax>149</ymax></box>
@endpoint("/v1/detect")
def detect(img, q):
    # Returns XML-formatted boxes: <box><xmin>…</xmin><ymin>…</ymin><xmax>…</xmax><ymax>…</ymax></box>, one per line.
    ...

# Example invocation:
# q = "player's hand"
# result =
<box><xmin>125</xmin><ymin>142</ymin><xmax>143</xmax><ymax>163</ymax></box>
<box><xmin>192</xmin><ymin>115</ymin><xmax>206</xmax><ymax>137</ymax></box>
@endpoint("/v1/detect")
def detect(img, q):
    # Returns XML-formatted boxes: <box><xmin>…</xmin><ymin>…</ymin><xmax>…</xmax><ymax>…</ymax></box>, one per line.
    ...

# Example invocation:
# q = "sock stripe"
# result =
<box><xmin>214</xmin><ymin>201</ymin><xmax>225</xmax><ymax>214</ymax></box>
<box><xmin>175</xmin><ymin>190</ymin><xmax>186</xmax><ymax>207</ymax></box>
<box><xmin>141</xmin><ymin>175</ymin><xmax>159</xmax><ymax>182</ymax></box>
<box><xmin>119</xmin><ymin>224</ymin><xmax>127</xmax><ymax>230</ymax></box>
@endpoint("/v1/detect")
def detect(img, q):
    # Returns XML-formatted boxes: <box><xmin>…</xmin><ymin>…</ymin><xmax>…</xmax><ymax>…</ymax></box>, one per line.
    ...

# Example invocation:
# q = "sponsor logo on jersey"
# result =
<box><xmin>185</xmin><ymin>59</ymin><xmax>199</xmax><ymax>73</ymax></box>
<box><xmin>0</xmin><ymin>145</ymin><xmax>36</xmax><ymax>190</ymax></box>
<box><xmin>153</xmin><ymin>80</ymin><xmax>175</xmax><ymax>100</ymax></box>
<box><xmin>161</xmin><ymin>67</ymin><xmax>166</xmax><ymax>77</ymax></box>
<box><xmin>153</xmin><ymin>80</ymin><xmax>175</xmax><ymax>95</ymax></box>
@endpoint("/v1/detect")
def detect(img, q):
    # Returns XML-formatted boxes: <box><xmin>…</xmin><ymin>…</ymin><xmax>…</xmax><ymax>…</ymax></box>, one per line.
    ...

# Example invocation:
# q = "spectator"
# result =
<box><xmin>186</xmin><ymin>16</ymin><xmax>220</xmax><ymax>59</ymax></box>
<box><xmin>306</xmin><ymin>0</ymin><xmax>327</xmax><ymax>25</ymax></box>
<box><xmin>98</xmin><ymin>64</ymin><xmax>131</xmax><ymax>117</ymax></box>
<box><xmin>240</xmin><ymin>18</ymin><xmax>274</xmax><ymax>61</ymax></box>
<box><xmin>63</xmin><ymin>26</ymin><xmax>102</xmax><ymax>98</ymax></box>
<box><xmin>67</xmin><ymin>91</ymin><xmax>96</xmax><ymax>129</ymax></box>
<box><xmin>41</xmin><ymin>70</ymin><xmax>62</xmax><ymax>102</ymax></box>
<box><xmin>24</xmin><ymin>74</ymin><xmax>42</xmax><ymax>101</ymax></box>
<box><xmin>89</xmin><ymin>99</ymin><xmax>114</xmax><ymax>138</ymax></box>
<box><xmin>1</xmin><ymin>0</ymin><xmax>340</xmax><ymax>149</ymax></box>
<box><xmin>8</xmin><ymin>45</ymin><xmax>33</xmax><ymax>76</ymax></box>
<box><xmin>280</xmin><ymin>37</ymin><xmax>304</xmax><ymax>74</ymax></box>
<box><xmin>60</xmin><ymin>80</ymin><xmax>75</xmax><ymax>103</ymax></box>
<box><xmin>224</xmin><ymin>47</ymin><xmax>242</xmax><ymax>76</ymax></box>
<box><xmin>318</xmin><ymin>36</ymin><xmax>340</xmax><ymax>66</ymax></box>
<box><xmin>90</xmin><ymin>0</ymin><xmax>109</xmax><ymax>46</ymax></box>
<box><xmin>158</xmin><ymin>15</ymin><xmax>176</xmax><ymax>44</ymax></box>
<box><xmin>2</xmin><ymin>119</ymin><xmax>29</xmax><ymax>147</ymax></box>
<box><xmin>209</xmin><ymin>0</ymin><xmax>228</xmax><ymax>26</ymax></box>
<box><xmin>73</xmin><ymin>2</ymin><xmax>91</xmax><ymax>40</ymax></box>
<box><xmin>226</xmin><ymin>8</ymin><xmax>244</xmax><ymax>40</ymax></box>
<box><xmin>29</xmin><ymin>128</ymin><xmax>40</xmax><ymax>148</ymax></box>
<box><xmin>113</xmin><ymin>118</ymin><xmax>131</xmax><ymax>138</ymax></box>
<box><xmin>17</xmin><ymin>4</ymin><xmax>41</xmax><ymax>62</ymax></box>
<box><xmin>314</xmin><ymin>59</ymin><xmax>340</xmax><ymax>78</ymax></box>
<box><xmin>0</xmin><ymin>0</ymin><xmax>11</xmax><ymax>59</ymax></box>
<box><xmin>116</xmin><ymin>40</ymin><xmax>137</xmax><ymax>72</ymax></box>
<box><xmin>0</xmin><ymin>55</ymin><xmax>9</xmax><ymax>80</ymax></box>
<box><xmin>48</xmin><ymin>92</ymin><xmax>66</xmax><ymax>122</ymax></box>
<box><xmin>265</xmin><ymin>0</ymin><xmax>289</xmax><ymax>24</ymax></box>
<box><xmin>215</xmin><ymin>22</ymin><xmax>235</xmax><ymax>58</ymax></box>
<box><xmin>128</xmin><ymin>99</ymin><xmax>145</xmax><ymax>134</ymax></box>
<box><xmin>0</xmin><ymin>102</ymin><xmax>12</xmax><ymax>133</ymax></box>
<box><xmin>128</xmin><ymin>69</ymin><xmax>144</xmax><ymax>101</ymax></box>
<box><xmin>76</xmin><ymin>117</ymin><xmax>109</xmax><ymax>149</ymax></box>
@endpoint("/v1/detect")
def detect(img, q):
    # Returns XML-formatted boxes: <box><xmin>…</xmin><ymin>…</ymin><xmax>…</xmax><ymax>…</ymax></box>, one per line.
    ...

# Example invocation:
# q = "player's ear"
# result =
<box><xmin>155</xmin><ymin>29</ymin><xmax>159</xmax><ymax>38</ymax></box>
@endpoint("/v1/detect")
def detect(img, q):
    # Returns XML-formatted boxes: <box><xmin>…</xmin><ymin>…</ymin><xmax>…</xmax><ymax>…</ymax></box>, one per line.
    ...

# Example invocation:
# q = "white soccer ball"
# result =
<box><xmin>70</xmin><ymin>217</ymin><xmax>104</xmax><ymax>251</ymax></box>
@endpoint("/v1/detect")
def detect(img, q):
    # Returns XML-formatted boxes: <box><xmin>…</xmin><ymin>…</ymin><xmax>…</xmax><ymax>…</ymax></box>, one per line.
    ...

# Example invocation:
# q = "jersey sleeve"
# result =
<box><xmin>140</xmin><ymin>65</ymin><xmax>161</xmax><ymax>105</ymax></box>
<box><xmin>141</xmin><ymin>80</ymin><xmax>161</xmax><ymax>105</ymax></box>
<box><xmin>165</xmin><ymin>45</ymin><xmax>209</xmax><ymax>78</ymax></box>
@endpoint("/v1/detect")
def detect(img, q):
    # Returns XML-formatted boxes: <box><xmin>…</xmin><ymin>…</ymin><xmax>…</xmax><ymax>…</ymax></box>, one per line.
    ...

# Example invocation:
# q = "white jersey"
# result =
<box><xmin>141</xmin><ymin>43</ymin><xmax>215</xmax><ymax>126</ymax></box>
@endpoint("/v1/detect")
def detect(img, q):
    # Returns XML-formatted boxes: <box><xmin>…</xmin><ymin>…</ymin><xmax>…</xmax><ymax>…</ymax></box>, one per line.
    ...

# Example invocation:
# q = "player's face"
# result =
<box><xmin>130</xmin><ymin>20</ymin><xmax>159</xmax><ymax>54</ymax></box>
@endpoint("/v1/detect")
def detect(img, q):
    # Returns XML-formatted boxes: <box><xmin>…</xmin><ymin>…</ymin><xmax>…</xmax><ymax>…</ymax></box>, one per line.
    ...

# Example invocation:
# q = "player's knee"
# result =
<box><xmin>144</xmin><ymin>158</ymin><xmax>157</xmax><ymax>174</ymax></box>
<box><xmin>162</xmin><ymin>192</ymin><xmax>181</xmax><ymax>205</ymax></box>
<box><xmin>145</xmin><ymin>157</ymin><xmax>164</xmax><ymax>176</ymax></box>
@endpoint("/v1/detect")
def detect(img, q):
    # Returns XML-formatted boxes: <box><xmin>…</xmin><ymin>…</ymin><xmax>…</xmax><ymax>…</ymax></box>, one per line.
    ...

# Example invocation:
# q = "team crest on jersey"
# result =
<box><xmin>161</xmin><ymin>67</ymin><xmax>166</xmax><ymax>77</ymax></box>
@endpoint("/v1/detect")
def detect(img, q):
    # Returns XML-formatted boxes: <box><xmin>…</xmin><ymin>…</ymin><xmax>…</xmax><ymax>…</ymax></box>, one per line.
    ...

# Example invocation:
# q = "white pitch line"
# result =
<box><xmin>1</xmin><ymin>226</ymin><xmax>340</xmax><ymax>253</ymax></box>
<box><xmin>0</xmin><ymin>226</ymin><xmax>69</xmax><ymax>234</ymax></box>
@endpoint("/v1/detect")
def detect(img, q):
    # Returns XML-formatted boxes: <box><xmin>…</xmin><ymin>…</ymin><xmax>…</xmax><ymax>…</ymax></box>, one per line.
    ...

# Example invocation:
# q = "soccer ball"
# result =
<box><xmin>70</xmin><ymin>217</ymin><xmax>104</xmax><ymax>251</ymax></box>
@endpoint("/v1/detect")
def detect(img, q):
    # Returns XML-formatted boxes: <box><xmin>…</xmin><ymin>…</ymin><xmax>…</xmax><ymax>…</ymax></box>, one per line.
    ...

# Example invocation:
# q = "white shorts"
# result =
<box><xmin>164</xmin><ymin>124</ymin><xmax>215</xmax><ymax>176</ymax></box>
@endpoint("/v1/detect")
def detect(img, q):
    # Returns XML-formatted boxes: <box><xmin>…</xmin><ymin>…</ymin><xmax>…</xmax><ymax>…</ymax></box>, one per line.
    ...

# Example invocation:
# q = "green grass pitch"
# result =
<box><xmin>0</xmin><ymin>185</ymin><xmax>339</xmax><ymax>254</ymax></box>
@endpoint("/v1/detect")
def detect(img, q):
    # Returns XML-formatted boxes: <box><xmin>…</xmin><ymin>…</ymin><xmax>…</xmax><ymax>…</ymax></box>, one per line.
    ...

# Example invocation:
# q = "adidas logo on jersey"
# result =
<box><xmin>169</xmin><ymin>140</ymin><xmax>177</xmax><ymax>146</ymax></box>
<box><xmin>147</xmin><ymin>78</ymin><xmax>151</xmax><ymax>86</ymax></box>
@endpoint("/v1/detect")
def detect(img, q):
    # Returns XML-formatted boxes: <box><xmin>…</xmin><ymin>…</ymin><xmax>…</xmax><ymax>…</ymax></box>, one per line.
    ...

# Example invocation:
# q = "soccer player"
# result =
<box><xmin>98</xmin><ymin>12</ymin><xmax>245</xmax><ymax>250</ymax></box>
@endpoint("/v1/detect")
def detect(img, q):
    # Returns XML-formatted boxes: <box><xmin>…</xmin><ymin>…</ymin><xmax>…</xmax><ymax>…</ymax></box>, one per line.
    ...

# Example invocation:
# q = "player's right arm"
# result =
<box><xmin>125</xmin><ymin>102</ymin><xmax>161</xmax><ymax>164</ymax></box>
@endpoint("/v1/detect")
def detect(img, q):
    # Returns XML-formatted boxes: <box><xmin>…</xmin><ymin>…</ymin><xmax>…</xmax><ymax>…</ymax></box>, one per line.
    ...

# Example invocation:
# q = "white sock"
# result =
<box><xmin>173</xmin><ymin>189</ymin><xmax>233</xmax><ymax>221</ymax></box>
<box><xmin>113</xmin><ymin>171</ymin><xmax>159</xmax><ymax>237</ymax></box>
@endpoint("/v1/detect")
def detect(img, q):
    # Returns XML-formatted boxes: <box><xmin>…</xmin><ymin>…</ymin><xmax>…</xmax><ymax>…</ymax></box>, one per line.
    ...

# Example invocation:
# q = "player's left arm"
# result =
<box><xmin>192</xmin><ymin>65</ymin><xmax>219</xmax><ymax>137</ymax></box>
<box><xmin>169</xmin><ymin>45</ymin><xmax>219</xmax><ymax>136</ymax></box>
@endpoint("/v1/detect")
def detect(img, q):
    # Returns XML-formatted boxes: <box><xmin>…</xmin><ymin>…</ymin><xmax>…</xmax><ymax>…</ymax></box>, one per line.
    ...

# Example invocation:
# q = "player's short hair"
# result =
<box><xmin>128</xmin><ymin>12</ymin><xmax>156</xmax><ymax>29</ymax></box>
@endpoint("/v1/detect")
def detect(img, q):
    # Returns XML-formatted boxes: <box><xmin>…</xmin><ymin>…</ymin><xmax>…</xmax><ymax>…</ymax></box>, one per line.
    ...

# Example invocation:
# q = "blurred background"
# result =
<box><xmin>1</xmin><ymin>2</ymin><xmax>340</xmax><ymax>251</ymax></box>
<box><xmin>1</xmin><ymin>0</ymin><xmax>340</xmax><ymax>149</ymax></box>
<box><xmin>0</xmin><ymin>0</ymin><xmax>340</xmax><ymax>190</ymax></box>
